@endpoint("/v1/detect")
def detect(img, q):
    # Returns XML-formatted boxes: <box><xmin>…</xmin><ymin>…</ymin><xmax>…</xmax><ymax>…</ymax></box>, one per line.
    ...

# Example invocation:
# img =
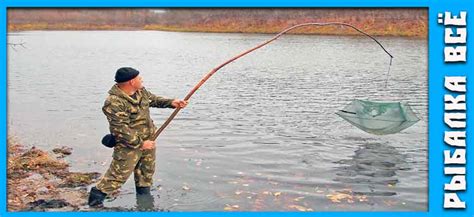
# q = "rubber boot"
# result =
<box><xmin>136</xmin><ymin>186</ymin><xmax>151</xmax><ymax>195</ymax></box>
<box><xmin>88</xmin><ymin>187</ymin><xmax>107</xmax><ymax>208</ymax></box>
<box><xmin>136</xmin><ymin>186</ymin><xmax>154</xmax><ymax>210</ymax></box>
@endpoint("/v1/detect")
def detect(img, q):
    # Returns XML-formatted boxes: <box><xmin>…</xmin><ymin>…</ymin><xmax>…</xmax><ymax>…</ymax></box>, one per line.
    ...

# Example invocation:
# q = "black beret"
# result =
<box><xmin>115</xmin><ymin>67</ymin><xmax>139</xmax><ymax>83</ymax></box>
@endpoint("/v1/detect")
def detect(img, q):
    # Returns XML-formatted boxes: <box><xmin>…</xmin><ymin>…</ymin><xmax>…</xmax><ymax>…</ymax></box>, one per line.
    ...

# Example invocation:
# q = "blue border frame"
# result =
<box><xmin>1</xmin><ymin>3</ymin><xmax>6</xmax><ymax>216</ymax></box>
<box><xmin>1</xmin><ymin>0</ymin><xmax>473</xmax><ymax>216</ymax></box>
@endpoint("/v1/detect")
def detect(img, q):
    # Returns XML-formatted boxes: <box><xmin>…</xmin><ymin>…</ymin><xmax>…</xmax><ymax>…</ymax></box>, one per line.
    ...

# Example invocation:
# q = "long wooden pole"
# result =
<box><xmin>151</xmin><ymin>22</ymin><xmax>393</xmax><ymax>141</ymax></box>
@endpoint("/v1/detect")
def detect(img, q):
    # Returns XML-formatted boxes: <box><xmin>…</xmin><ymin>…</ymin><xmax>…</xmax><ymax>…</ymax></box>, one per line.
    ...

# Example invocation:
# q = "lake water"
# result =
<box><xmin>8</xmin><ymin>31</ymin><xmax>427</xmax><ymax>211</ymax></box>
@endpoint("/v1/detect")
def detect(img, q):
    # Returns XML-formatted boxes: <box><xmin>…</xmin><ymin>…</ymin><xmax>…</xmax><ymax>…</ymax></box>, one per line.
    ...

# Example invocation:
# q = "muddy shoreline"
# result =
<box><xmin>7</xmin><ymin>137</ymin><xmax>101</xmax><ymax>211</ymax></box>
<box><xmin>7</xmin><ymin>137</ymin><xmax>170</xmax><ymax>212</ymax></box>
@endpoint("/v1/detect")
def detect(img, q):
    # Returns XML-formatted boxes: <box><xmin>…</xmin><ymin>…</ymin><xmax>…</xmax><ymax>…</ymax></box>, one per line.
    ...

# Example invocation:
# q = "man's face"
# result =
<box><xmin>130</xmin><ymin>75</ymin><xmax>143</xmax><ymax>90</ymax></box>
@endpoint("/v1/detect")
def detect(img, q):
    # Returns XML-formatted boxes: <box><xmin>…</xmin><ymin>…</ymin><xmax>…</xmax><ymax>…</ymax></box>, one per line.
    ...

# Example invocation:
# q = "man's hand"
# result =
<box><xmin>141</xmin><ymin>140</ymin><xmax>155</xmax><ymax>150</ymax></box>
<box><xmin>171</xmin><ymin>99</ymin><xmax>188</xmax><ymax>108</ymax></box>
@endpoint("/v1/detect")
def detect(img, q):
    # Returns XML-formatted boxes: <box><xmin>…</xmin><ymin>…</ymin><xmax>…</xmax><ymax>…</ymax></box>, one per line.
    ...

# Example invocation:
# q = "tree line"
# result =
<box><xmin>8</xmin><ymin>8</ymin><xmax>427</xmax><ymax>37</ymax></box>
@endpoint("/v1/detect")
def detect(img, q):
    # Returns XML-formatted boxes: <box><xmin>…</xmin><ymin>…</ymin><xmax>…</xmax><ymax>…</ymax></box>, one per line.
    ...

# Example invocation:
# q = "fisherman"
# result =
<box><xmin>88</xmin><ymin>67</ymin><xmax>188</xmax><ymax>208</ymax></box>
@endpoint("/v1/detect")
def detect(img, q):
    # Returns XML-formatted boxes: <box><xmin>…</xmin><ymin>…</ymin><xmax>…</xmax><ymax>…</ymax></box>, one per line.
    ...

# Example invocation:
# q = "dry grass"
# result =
<box><xmin>9</xmin><ymin>19</ymin><xmax>427</xmax><ymax>38</ymax></box>
<box><xmin>141</xmin><ymin>18</ymin><xmax>427</xmax><ymax>38</ymax></box>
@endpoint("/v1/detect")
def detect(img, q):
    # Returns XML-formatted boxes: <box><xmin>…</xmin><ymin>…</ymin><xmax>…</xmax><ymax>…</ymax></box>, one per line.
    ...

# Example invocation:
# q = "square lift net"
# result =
<box><xmin>336</xmin><ymin>99</ymin><xmax>420</xmax><ymax>135</ymax></box>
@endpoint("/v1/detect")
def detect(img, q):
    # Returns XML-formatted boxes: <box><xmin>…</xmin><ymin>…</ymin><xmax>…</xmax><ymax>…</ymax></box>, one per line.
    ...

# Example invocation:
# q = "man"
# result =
<box><xmin>88</xmin><ymin>67</ymin><xmax>188</xmax><ymax>208</ymax></box>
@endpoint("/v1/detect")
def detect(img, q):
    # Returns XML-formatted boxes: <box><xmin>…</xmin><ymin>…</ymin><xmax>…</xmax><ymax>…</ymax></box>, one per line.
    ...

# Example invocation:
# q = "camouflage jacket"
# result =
<box><xmin>103</xmin><ymin>84</ymin><xmax>174</xmax><ymax>149</ymax></box>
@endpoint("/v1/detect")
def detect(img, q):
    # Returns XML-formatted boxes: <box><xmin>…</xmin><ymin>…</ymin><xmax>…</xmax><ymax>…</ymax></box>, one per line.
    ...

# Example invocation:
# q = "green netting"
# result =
<box><xmin>336</xmin><ymin>99</ymin><xmax>420</xmax><ymax>135</ymax></box>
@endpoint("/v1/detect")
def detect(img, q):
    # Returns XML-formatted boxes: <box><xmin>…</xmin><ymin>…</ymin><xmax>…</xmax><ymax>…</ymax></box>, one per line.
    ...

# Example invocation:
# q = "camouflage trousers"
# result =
<box><xmin>96</xmin><ymin>145</ymin><xmax>156</xmax><ymax>195</ymax></box>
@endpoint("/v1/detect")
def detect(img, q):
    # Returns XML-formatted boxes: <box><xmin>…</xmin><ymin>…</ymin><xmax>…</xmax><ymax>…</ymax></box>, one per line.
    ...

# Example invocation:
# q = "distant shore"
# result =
<box><xmin>8</xmin><ymin>21</ymin><xmax>427</xmax><ymax>38</ymax></box>
<box><xmin>8</xmin><ymin>9</ymin><xmax>427</xmax><ymax>38</ymax></box>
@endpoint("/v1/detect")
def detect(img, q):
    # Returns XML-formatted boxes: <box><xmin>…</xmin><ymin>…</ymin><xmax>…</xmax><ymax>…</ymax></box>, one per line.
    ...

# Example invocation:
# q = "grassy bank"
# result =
<box><xmin>142</xmin><ymin>20</ymin><xmax>426</xmax><ymax>38</ymax></box>
<box><xmin>8</xmin><ymin>23</ymin><xmax>142</xmax><ymax>31</ymax></box>
<box><xmin>8</xmin><ymin>20</ymin><xmax>426</xmax><ymax>38</ymax></box>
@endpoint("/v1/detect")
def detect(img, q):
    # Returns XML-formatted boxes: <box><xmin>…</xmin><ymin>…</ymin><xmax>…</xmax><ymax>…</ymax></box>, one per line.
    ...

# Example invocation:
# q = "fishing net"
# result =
<box><xmin>336</xmin><ymin>99</ymin><xmax>420</xmax><ymax>135</ymax></box>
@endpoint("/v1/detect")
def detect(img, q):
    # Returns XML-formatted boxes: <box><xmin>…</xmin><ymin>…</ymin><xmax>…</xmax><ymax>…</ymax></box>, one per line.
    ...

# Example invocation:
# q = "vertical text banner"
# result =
<box><xmin>431</xmin><ymin>0</ymin><xmax>473</xmax><ymax>217</ymax></box>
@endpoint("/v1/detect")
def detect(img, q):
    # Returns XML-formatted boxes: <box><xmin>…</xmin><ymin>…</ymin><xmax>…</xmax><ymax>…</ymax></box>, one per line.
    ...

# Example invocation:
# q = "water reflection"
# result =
<box><xmin>334</xmin><ymin>142</ymin><xmax>411</xmax><ymax>196</ymax></box>
<box><xmin>136</xmin><ymin>194</ymin><xmax>155</xmax><ymax>211</ymax></box>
